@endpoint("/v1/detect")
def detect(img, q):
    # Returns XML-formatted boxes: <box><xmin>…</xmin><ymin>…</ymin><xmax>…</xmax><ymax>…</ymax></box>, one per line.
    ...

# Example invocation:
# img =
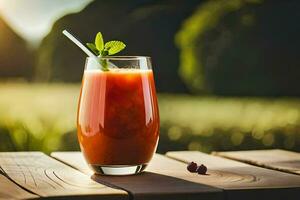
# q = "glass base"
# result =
<box><xmin>89</xmin><ymin>164</ymin><xmax>147</xmax><ymax>176</ymax></box>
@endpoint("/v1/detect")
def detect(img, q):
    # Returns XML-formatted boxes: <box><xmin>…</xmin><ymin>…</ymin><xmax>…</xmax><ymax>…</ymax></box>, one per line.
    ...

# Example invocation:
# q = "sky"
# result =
<box><xmin>0</xmin><ymin>0</ymin><xmax>93</xmax><ymax>45</ymax></box>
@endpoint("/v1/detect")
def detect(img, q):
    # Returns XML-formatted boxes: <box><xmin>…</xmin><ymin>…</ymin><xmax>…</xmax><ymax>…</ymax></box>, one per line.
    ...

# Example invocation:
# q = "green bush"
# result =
<box><xmin>176</xmin><ymin>0</ymin><xmax>300</xmax><ymax>96</ymax></box>
<box><xmin>0</xmin><ymin>83</ymin><xmax>299</xmax><ymax>153</ymax></box>
<box><xmin>176</xmin><ymin>0</ymin><xmax>263</xmax><ymax>92</ymax></box>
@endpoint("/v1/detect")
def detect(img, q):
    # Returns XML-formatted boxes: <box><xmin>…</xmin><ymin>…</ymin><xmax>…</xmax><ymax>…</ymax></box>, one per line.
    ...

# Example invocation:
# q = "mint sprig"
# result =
<box><xmin>86</xmin><ymin>32</ymin><xmax>126</xmax><ymax>71</ymax></box>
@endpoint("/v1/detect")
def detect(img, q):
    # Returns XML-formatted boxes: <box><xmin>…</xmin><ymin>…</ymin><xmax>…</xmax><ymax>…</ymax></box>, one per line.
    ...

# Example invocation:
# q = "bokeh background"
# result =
<box><xmin>0</xmin><ymin>0</ymin><xmax>300</xmax><ymax>153</ymax></box>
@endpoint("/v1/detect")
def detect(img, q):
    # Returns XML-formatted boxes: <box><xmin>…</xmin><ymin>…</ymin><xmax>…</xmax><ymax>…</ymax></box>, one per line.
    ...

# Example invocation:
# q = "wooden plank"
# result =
<box><xmin>51</xmin><ymin>152</ymin><xmax>92</xmax><ymax>176</ymax></box>
<box><xmin>0</xmin><ymin>174</ymin><xmax>38</xmax><ymax>200</ymax></box>
<box><xmin>214</xmin><ymin>149</ymin><xmax>300</xmax><ymax>175</ymax></box>
<box><xmin>0</xmin><ymin>152</ymin><xmax>127</xmax><ymax>199</ymax></box>
<box><xmin>166</xmin><ymin>151</ymin><xmax>300</xmax><ymax>200</ymax></box>
<box><xmin>52</xmin><ymin>152</ymin><xmax>223</xmax><ymax>200</ymax></box>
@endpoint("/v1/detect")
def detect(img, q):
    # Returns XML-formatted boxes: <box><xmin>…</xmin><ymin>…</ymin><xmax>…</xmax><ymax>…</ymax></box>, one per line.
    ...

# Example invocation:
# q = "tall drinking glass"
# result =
<box><xmin>77</xmin><ymin>56</ymin><xmax>159</xmax><ymax>175</ymax></box>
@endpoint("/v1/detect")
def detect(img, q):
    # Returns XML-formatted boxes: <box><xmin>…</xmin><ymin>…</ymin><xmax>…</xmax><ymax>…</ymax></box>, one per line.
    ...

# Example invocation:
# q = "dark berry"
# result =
<box><xmin>197</xmin><ymin>164</ymin><xmax>207</xmax><ymax>175</ymax></box>
<box><xmin>187</xmin><ymin>161</ymin><xmax>198</xmax><ymax>172</ymax></box>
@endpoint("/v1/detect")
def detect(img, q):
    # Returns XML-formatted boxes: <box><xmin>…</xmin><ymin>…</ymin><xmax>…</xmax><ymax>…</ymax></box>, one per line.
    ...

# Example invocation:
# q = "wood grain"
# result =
<box><xmin>166</xmin><ymin>151</ymin><xmax>300</xmax><ymax>200</ymax></box>
<box><xmin>214</xmin><ymin>149</ymin><xmax>300</xmax><ymax>175</ymax></box>
<box><xmin>0</xmin><ymin>152</ymin><xmax>127</xmax><ymax>199</ymax></box>
<box><xmin>0</xmin><ymin>174</ymin><xmax>38</xmax><ymax>200</ymax></box>
<box><xmin>51</xmin><ymin>152</ymin><xmax>92</xmax><ymax>176</ymax></box>
<box><xmin>52</xmin><ymin>152</ymin><xmax>223</xmax><ymax>200</ymax></box>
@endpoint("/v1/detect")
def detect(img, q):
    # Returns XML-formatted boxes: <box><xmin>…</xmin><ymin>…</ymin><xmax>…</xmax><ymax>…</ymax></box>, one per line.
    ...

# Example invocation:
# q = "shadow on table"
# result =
<box><xmin>91</xmin><ymin>170</ymin><xmax>300</xmax><ymax>200</ymax></box>
<box><xmin>91</xmin><ymin>171</ymin><xmax>222</xmax><ymax>200</ymax></box>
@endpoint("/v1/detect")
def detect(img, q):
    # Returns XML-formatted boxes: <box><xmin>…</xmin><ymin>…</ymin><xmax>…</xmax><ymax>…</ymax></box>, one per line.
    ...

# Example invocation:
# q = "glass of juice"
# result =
<box><xmin>77</xmin><ymin>56</ymin><xmax>159</xmax><ymax>175</ymax></box>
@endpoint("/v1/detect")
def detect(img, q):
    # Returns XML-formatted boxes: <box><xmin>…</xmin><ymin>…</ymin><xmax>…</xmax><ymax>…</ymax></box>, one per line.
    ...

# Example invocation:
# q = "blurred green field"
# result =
<box><xmin>0</xmin><ymin>83</ymin><xmax>300</xmax><ymax>153</ymax></box>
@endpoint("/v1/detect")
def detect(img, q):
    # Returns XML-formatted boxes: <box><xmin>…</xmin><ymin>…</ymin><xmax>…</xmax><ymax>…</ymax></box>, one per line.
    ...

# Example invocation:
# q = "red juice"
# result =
<box><xmin>77</xmin><ymin>69</ymin><xmax>159</xmax><ymax>167</ymax></box>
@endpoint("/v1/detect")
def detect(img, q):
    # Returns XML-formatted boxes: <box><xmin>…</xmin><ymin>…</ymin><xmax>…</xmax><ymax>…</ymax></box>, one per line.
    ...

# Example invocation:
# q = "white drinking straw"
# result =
<box><xmin>62</xmin><ymin>30</ymin><xmax>98</xmax><ymax>59</ymax></box>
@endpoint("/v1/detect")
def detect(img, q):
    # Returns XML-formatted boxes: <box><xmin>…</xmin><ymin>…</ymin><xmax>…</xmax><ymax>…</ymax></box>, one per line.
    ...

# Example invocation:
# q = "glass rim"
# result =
<box><xmin>87</xmin><ymin>56</ymin><xmax>151</xmax><ymax>60</ymax></box>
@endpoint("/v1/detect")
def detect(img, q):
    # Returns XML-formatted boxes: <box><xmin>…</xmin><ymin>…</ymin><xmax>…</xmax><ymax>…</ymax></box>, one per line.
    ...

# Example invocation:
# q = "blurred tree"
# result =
<box><xmin>0</xmin><ymin>17</ymin><xmax>33</xmax><ymax>80</ymax></box>
<box><xmin>177</xmin><ymin>0</ymin><xmax>300</xmax><ymax>96</ymax></box>
<box><xmin>36</xmin><ymin>0</ymin><xmax>205</xmax><ymax>93</ymax></box>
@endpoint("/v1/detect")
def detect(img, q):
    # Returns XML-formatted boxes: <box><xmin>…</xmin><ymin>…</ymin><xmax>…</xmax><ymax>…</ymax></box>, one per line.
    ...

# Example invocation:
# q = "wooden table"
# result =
<box><xmin>0</xmin><ymin>149</ymin><xmax>299</xmax><ymax>200</ymax></box>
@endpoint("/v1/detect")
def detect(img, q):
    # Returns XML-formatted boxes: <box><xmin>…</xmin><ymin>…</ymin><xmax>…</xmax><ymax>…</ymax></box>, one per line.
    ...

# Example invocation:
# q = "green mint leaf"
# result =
<box><xmin>95</xmin><ymin>32</ymin><xmax>104</xmax><ymax>51</ymax></box>
<box><xmin>104</xmin><ymin>41</ymin><xmax>126</xmax><ymax>55</ymax></box>
<box><xmin>86</xmin><ymin>43</ymin><xmax>99</xmax><ymax>55</ymax></box>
